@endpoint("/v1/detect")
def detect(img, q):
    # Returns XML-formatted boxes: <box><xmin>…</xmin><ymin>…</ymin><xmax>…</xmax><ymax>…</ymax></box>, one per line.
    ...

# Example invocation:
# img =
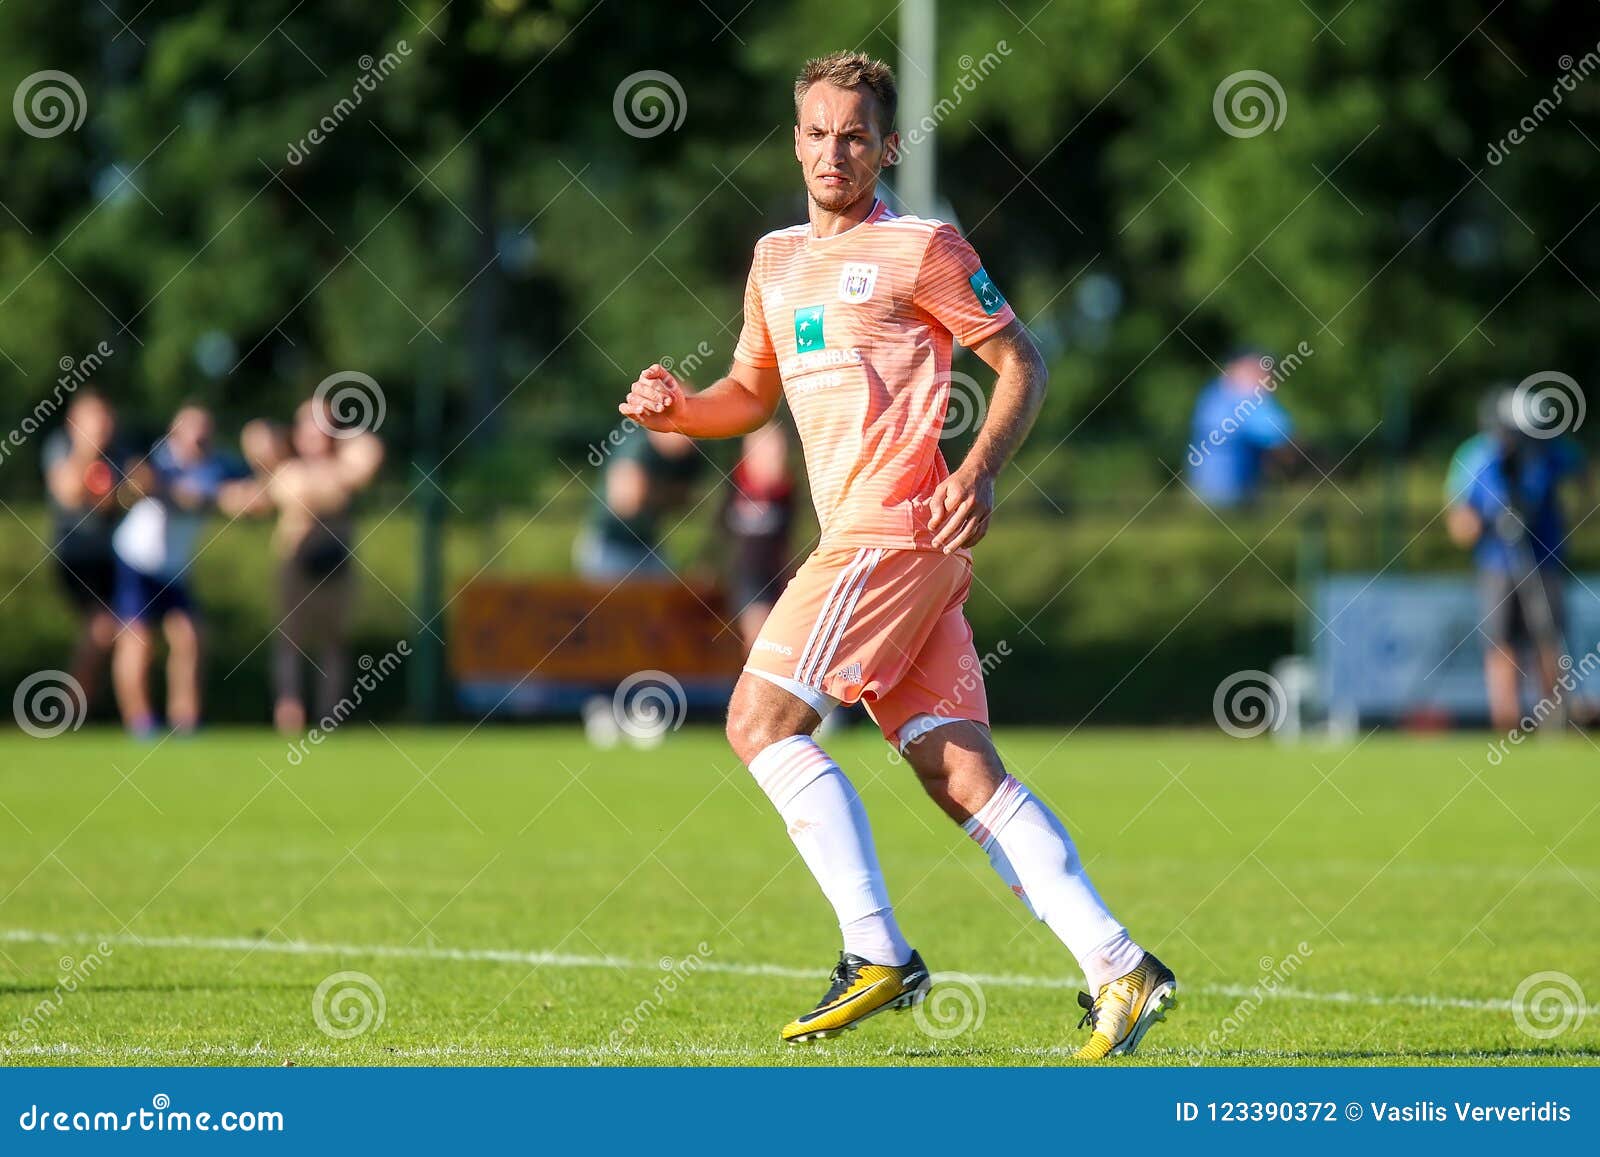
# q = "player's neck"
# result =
<box><xmin>808</xmin><ymin>189</ymin><xmax>880</xmax><ymax>239</ymax></box>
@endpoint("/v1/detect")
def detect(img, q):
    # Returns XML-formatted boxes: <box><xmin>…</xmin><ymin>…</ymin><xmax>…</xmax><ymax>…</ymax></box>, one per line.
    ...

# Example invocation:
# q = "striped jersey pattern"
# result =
<box><xmin>734</xmin><ymin>200</ymin><xmax>1016</xmax><ymax>550</ymax></box>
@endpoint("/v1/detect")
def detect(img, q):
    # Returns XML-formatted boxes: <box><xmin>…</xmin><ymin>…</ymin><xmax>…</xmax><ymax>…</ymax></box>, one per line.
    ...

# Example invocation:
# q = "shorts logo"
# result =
<box><xmin>968</xmin><ymin>268</ymin><xmax>1006</xmax><ymax>316</ymax></box>
<box><xmin>754</xmin><ymin>638</ymin><xmax>794</xmax><ymax>657</ymax></box>
<box><xmin>794</xmin><ymin>305</ymin><xmax>826</xmax><ymax>353</ymax></box>
<box><xmin>833</xmin><ymin>661</ymin><xmax>863</xmax><ymax>685</ymax></box>
<box><xmin>836</xmin><ymin>262</ymin><xmax>878</xmax><ymax>304</ymax></box>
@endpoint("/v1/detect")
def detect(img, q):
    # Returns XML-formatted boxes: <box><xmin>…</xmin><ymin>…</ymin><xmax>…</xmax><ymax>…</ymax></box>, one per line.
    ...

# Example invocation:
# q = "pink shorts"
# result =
<box><xmin>742</xmin><ymin>545</ymin><xmax>989</xmax><ymax>747</ymax></box>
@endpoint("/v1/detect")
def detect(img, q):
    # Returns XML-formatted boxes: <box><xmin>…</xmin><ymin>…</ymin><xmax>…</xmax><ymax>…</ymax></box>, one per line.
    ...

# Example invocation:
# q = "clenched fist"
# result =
<box><xmin>619</xmin><ymin>364</ymin><xmax>688</xmax><ymax>432</ymax></box>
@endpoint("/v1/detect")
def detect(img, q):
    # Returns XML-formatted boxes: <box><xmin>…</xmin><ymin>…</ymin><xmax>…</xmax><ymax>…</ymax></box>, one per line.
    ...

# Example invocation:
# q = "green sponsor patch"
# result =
<box><xmin>968</xmin><ymin>268</ymin><xmax>1007</xmax><ymax>316</ymax></box>
<box><xmin>793</xmin><ymin>305</ymin><xmax>826</xmax><ymax>353</ymax></box>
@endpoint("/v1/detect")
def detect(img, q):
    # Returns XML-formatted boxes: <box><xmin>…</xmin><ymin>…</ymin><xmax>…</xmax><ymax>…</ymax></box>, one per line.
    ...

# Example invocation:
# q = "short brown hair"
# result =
<box><xmin>794</xmin><ymin>51</ymin><xmax>897</xmax><ymax>135</ymax></box>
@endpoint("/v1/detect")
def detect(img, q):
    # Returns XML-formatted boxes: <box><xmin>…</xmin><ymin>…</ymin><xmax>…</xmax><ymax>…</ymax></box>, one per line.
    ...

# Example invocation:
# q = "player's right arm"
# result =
<box><xmin>620</xmin><ymin>242</ymin><xmax>781</xmax><ymax>439</ymax></box>
<box><xmin>619</xmin><ymin>359</ymin><xmax>781</xmax><ymax>438</ymax></box>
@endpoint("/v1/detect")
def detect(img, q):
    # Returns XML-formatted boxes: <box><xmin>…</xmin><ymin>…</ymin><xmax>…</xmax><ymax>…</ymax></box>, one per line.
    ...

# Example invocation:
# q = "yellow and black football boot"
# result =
<box><xmin>781</xmin><ymin>949</ymin><xmax>931</xmax><ymax>1043</ymax></box>
<box><xmin>1072</xmin><ymin>951</ymin><xmax>1178</xmax><ymax>1059</ymax></box>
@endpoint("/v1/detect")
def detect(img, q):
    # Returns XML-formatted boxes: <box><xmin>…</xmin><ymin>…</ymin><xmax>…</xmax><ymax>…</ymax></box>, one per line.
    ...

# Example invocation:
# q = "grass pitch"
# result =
<box><xmin>0</xmin><ymin>725</ymin><xmax>1595</xmax><ymax>1066</ymax></box>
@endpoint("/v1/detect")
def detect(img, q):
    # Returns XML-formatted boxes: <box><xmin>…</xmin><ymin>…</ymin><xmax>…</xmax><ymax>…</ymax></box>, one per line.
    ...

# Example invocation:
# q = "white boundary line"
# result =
<box><xmin>0</xmin><ymin>929</ymin><xmax>1555</xmax><ymax>1015</ymax></box>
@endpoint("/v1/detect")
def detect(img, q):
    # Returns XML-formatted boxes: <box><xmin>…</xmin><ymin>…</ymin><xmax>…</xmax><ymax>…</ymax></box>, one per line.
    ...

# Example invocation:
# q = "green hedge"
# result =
<box><xmin>1</xmin><ymin>468</ymin><xmax>1558</xmax><ymax>726</ymax></box>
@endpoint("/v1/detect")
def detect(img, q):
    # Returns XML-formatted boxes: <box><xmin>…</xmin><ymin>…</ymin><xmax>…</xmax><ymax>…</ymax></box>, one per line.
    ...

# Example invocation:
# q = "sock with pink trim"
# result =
<box><xmin>747</xmin><ymin>735</ymin><xmax>911</xmax><ymax>966</ymax></box>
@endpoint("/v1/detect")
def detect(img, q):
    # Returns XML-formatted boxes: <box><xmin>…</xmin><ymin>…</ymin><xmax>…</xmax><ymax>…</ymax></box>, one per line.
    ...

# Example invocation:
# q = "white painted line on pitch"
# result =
<box><xmin>0</xmin><ymin>929</ymin><xmax>1542</xmax><ymax>1014</ymax></box>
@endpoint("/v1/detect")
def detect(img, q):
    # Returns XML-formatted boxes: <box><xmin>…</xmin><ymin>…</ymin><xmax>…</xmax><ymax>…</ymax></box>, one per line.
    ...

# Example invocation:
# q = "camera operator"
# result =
<box><xmin>1446</xmin><ymin>387</ymin><xmax>1587</xmax><ymax>732</ymax></box>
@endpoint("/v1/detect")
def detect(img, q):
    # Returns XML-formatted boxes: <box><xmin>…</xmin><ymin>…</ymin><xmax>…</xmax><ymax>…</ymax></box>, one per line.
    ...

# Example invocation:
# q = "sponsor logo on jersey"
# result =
<box><xmin>968</xmin><ymin>268</ymin><xmax>1007</xmax><ymax>316</ymax></box>
<box><xmin>836</xmin><ymin>262</ymin><xmax>879</xmax><ymax>304</ymax></box>
<box><xmin>793</xmin><ymin>305</ymin><xmax>826</xmax><ymax>353</ymax></box>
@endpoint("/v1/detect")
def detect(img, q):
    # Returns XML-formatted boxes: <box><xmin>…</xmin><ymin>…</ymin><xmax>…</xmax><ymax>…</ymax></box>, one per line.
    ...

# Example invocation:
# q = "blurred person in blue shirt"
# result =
<box><xmin>1187</xmin><ymin>350</ymin><xmax>1294</xmax><ymax>507</ymax></box>
<box><xmin>1446</xmin><ymin>388</ymin><xmax>1587</xmax><ymax>732</ymax></box>
<box><xmin>111</xmin><ymin>404</ymin><xmax>251</xmax><ymax>736</ymax></box>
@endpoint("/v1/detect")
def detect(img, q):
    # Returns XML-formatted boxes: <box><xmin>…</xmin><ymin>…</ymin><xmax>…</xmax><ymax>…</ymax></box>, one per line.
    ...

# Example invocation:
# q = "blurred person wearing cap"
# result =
<box><xmin>222</xmin><ymin>397</ymin><xmax>384</xmax><ymax>734</ymax></box>
<box><xmin>110</xmin><ymin>404</ymin><xmax>251</xmax><ymax>737</ymax></box>
<box><xmin>1446</xmin><ymin>387</ymin><xmax>1587</xmax><ymax>732</ymax></box>
<box><xmin>40</xmin><ymin>389</ymin><xmax>128</xmax><ymax>709</ymax></box>
<box><xmin>1186</xmin><ymin>349</ymin><xmax>1295</xmax><ymax>508</ymax></box>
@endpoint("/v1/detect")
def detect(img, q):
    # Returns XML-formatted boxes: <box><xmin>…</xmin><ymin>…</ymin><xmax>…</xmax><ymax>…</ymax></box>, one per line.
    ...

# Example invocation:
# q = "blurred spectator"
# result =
<box><xmin>1446</xmin><ymin>389</ymin><xmax>1586</xmax><ymax>732</ymax></box>
<box><xmin>110</xmin><ymin>404</ymin><xmax>250</xmax><ymax>736</ymax></box>
<box><xmin>721</xmin><ymin>422</ymin><xmax>797</xmax><ymax>651</ymax></box>
<box><xmin>41</xmin><ymin>389</ymin><xmax>125</xmax><ymax>708</ymax></box>
<box><xmin>1187</xmin><ymin>350</ymin><xmax>1294</xmax><ymax>507</ymax></box>
<box><xmin>575</xmin><ymin>425</ymin><xmax>704</xmax><ymax>580</ymax></box>
<box><xmin>223</xmin><ymin>398</ymin><xmax>384</xmax><ymax>733</ymax></box>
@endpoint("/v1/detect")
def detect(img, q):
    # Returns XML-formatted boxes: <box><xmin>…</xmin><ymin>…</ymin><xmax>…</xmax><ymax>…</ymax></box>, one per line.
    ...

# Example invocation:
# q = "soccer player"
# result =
<box><xmin>620</xmin><ymin>51</ymin><xmax>1176</xmax><ymax>1058</ymax></box>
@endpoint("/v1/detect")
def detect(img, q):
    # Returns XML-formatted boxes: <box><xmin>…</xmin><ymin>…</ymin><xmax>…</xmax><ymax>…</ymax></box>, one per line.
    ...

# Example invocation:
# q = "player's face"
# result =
<box><xmin>794</xmin><ymin>83</ymin><xmax>898</xmax><ymax>214</ymax></box>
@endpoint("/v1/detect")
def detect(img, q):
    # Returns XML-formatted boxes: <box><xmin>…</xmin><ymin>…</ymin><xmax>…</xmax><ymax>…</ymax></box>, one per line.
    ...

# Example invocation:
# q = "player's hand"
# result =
<box><xmin>620</xmin><ymin>364</ymin><xmax>687</xmax><ymax>431</ymax></box>
<box><xmin>927</xmin><ymin>466</ymin><xmax>995</xmax><ymax>553</ymax></box>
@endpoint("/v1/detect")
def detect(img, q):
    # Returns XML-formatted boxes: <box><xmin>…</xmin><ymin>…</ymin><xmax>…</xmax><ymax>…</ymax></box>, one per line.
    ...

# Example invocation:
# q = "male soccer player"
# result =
<box><xmin>620</xmin><ymin>51</ymin><xmax>1176</xmax><ymax>1058</ymax></box>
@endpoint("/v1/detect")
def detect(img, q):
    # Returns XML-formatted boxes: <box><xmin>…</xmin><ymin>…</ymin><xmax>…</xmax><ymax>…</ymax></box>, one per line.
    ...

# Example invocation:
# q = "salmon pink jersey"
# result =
<box><xmin>732</xmin><ymin>200</ymin><xmax>1016</xmax><ymax>550</ymax></box>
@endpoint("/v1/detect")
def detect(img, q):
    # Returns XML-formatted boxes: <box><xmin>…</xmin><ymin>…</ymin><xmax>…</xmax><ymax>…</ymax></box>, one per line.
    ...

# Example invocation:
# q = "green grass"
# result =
<box><xmin>0</xmin><ymin>726</ymin><xmax>1595</xmax><ymax>1066</ymax></box>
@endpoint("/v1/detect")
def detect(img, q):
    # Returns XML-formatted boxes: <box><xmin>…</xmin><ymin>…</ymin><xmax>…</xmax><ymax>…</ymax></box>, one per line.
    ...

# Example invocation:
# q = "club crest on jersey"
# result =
<box><xmin>836</xmin><ymin>262</ymin><xmax>879</xmax><ymax>304</ymax></box>
<box><xmin>794</xmin><ymin>305</ymin><xmax>826</xmax><ymax>353</ymax></box>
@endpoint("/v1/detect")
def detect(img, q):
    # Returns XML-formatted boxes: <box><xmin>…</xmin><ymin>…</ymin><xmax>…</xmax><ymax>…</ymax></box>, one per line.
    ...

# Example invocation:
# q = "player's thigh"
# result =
<box><xmin>867</xmin><ymin>603</ymin><xmax>990</xmax><ymax>750</ymax></box>
<box><xmin>725</xmin><ymin>669</ymin><xmax>829</xmax><ymax>762</ymax></box>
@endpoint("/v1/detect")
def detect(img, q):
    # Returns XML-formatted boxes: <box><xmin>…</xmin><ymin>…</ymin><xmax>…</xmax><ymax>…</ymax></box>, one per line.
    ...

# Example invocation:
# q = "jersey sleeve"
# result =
<box><xmin>1445</xmin><ymin>439</ymin><xmax>1485</xmax><ymax>509</ymax></box>
<box><xmin>1241</xmin><ymin>393</ymin><xmax>1293</xmax><ymax>449</ymax></box>
<box><xmin>732</xmin><ymin>244</ymin><xmax>777</xmax><ymax>368</ymax></box>
<box><xmin>912</xmin><ymin>224</ymin><xmax>1016</xmax><ymax>348</ymax></box>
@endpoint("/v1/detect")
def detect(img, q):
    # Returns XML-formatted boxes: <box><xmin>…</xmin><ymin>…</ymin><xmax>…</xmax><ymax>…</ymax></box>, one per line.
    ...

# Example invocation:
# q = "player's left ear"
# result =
<box><xmin>881</xmin><ymin>131</ymin><xmax>901</xmax><ymax>169</ymax></box>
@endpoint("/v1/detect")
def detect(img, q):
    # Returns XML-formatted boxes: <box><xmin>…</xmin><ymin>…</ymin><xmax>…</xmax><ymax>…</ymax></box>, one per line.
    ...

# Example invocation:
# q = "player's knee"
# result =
<box><xmin>725</xmin><ymin>700</ymin><xmax>773</xmax><ymax>765</ymax></box>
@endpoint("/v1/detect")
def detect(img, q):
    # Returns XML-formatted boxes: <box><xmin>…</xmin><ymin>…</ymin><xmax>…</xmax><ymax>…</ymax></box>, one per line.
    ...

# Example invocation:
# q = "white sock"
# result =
<box><xmin>747</xmin><ymin>735</ymin><xmax>911</xmax><ymax>966</ymax></box>
<box><xmin>965</xmin><ymin>775</ymin><xmax>1145</xmax><ymax>992</ymax></box>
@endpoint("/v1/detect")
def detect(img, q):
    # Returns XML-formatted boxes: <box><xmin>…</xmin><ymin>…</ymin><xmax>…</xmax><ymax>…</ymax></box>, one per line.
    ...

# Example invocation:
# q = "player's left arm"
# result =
<box><xmin>928</xmin><ymin>318</ymin><xmax>1048</xmax><ymax>553</ymax></box>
